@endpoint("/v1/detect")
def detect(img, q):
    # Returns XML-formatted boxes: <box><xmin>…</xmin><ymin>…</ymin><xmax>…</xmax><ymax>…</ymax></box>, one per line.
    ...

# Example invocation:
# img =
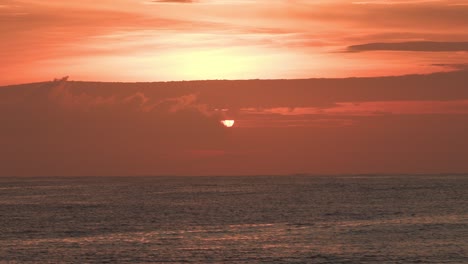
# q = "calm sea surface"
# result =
<box><xmin>0</xmin><ymin>175</ymin><xmax>467</xmax><ymax>263</ymax></box>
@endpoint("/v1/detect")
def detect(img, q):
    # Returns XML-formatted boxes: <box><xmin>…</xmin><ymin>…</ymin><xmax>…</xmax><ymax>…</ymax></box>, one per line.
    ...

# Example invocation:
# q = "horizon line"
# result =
<box><xmin>1</xmin><ymin>173</ymin><xmax>468</xmax><ymax>178</ymax></box>
<box><xmin>1</xmin><ymin>69</ymin><xmax>467</xmax><ymax>88</ymax></box>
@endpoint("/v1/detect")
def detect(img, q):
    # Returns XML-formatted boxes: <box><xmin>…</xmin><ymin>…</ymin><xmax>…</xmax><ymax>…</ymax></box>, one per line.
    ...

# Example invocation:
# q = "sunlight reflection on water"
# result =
<box><xmin>0</xmin><ymin>175</ymin><xmax>467</xmax><ymax>263</ymax></box>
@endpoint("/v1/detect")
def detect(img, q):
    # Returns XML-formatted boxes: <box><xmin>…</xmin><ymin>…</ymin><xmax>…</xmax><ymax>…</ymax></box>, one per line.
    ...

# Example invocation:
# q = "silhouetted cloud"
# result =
<box><xmin>432</xmin><ymin>63</ymin><xmax>468</xmax><ymax>70</ymax></box>
<box><xmin>0</xmin><ymin>79</ymin><xmax>229</xmax><ymax>176</ymax></box>
<box><xmin>2</xmin><ymin>71</ymin><xmax>468</xmax><ymax>176</ymax></box>
<box><xmin>241</xmin><ymin>100</ymin><xmax>468</xmax><ymax>118</ymax></box>
<box><xmin>347</xmin><ymin>41</ymin><xmax>468</xmax><ymax>52</ymax></box>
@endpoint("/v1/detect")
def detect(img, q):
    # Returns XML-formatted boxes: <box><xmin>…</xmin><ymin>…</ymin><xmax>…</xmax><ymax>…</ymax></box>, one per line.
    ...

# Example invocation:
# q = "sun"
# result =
<box><xmin>221</xmin><ymin>120</ymin><xmax>235</xmax><ymax>128</ymax></box>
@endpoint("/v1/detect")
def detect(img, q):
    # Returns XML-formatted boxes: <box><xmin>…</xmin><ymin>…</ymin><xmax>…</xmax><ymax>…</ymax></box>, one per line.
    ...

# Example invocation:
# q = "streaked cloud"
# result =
<box><xmin>347</xmin><ymin>41</ymin><xmax>468</xmax><ymax>52</ymax></box>
<box><xmin>241</xmin><ymin>100</ymin><xmax>468</xmax><ymax>117</ymax></box>
<box><xmin>2</xmin><ymin>0</ymin><xmax>468</xmax><ymax>85</ymax></box>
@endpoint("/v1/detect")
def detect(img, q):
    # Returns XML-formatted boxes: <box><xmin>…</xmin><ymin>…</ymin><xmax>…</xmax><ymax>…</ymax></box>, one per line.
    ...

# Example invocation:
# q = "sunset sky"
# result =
<box><xmin>2</xmin><ymin>0</ymin><xmax>468</xmax><ymax>84</ymax></box>
<box><xmin>2</xmin><ymin>0</ymin><xmax>468</xmax><ymax>176</ymax></box>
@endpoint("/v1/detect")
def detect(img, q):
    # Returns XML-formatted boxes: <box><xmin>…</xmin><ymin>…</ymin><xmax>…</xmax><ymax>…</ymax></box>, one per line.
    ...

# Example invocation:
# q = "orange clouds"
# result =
<box><xmin>2</xmin><ymin>0</ymin><xmax>468</xmax><ymax>84</ymax></box>
<box><xmin>242</xmin><ymin>100</ymin><xmax>468</xmax><ymax>117</ymax></box>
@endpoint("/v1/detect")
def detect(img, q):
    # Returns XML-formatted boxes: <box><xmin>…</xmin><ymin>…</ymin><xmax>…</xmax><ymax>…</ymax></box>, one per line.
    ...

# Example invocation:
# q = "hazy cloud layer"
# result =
<box><xmin>2</xmin><ymin>71</ymin><xmax>468</xmax><ymax>176</ymax></box>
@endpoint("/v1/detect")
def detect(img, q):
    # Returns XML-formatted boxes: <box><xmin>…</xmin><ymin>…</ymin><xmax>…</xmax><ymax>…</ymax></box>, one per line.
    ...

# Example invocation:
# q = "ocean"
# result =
<box><xmin>0</xmin><ymin>175</ymin><xmax>467</xmax><ymax>263</ymax></box>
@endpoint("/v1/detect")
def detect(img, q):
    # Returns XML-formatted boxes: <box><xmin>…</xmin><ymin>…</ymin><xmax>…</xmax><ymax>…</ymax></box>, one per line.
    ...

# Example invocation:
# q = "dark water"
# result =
<box><xmin>0</xmin><ymin>175</ymin><xmax>467</xmax><ymax>263</ymax></box>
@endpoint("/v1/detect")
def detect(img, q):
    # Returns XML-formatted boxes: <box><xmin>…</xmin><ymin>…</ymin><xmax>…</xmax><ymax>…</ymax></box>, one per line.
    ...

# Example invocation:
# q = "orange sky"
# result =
<box><xmin>2</xmin><ymin>1</ymin><xmax>468</xmax><ymax>176</ymax></box>
<box><xmin>2</xmin><ymin>0</ymin><xmax>468</xmax><ymax>85</ymax></box>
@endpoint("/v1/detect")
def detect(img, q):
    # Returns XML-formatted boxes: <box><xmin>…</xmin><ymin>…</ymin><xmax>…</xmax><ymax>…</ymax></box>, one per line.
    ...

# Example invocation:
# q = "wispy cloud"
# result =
<box><xmin>347</xmin><ymin>41</ymin><xmax>468</xmax><ymax>52</ymax></box>
<box><xmin>151</xmin><ymin>0</ymin><xmax>196</xmax><ymax>3</ymax></box>
<box><xmin>241</xmin><ymin>100</ymin><xmax>468</xmax><ymax>118</ymax></box>
<box><xmin>2</xmin><ymin>0</ymin><xmax>468</xmax><ymax>85</ymax></box>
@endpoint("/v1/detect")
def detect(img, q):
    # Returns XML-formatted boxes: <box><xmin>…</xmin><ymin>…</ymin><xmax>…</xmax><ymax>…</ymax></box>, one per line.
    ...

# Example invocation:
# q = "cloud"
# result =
<box><xmin>2</xmin><ymin>71</ymin><xmax>468</xmax><ymax>175</ymax></box>
<box><xmin>44</xmin><ymin>78</ymin><xmax>219</xmax><ymax>119</ymax></box>
<box><xmin>432</xmin><ymin>63</ymin><xmax>468</xmax><ymax>71</ymax></box>
<box><xmin>235</xmin><ymin>117</ymin><xmax>355</xmax><ymax>128</ymax></box>
<box><xmin>352</xmin><ymin>0</ymin><xmax>461</xmax><ymax>5</ymax></box>
<box><xmin>241</xmin><ymin>100</ymin><xmax>468</xmax><ymax>117</ymax></box>
<box><xmin>3</xmin><ymin>0</ymin><xmax>468</xmax><ymax>84</ymax></box>
<box><xmin>347</xmin><ymin>41</ymin><xmax>468</xmax><ymax>52</ymax></box>
<box><xmin>151</xmin><ymin>0</ymin><xmax>195</xmax><ymax>3</ymax></box>
<box><xmin>0</xmin><ymin>78</ymin><xmax>229</xmax><ymax>176</ymax></box>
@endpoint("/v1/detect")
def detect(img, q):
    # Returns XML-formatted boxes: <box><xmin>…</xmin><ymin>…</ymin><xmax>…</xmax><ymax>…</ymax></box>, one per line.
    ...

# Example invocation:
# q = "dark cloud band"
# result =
<box><xmin>347</xmin><ymin>41</ymin><xmax>468</xmax><ymax>52</ymax></box>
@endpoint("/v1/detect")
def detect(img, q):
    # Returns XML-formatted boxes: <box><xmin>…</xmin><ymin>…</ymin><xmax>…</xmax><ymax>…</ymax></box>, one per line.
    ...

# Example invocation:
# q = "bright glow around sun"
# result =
<box><xmin>221</xmin><ymin>120</ymin><xmax>235</xmax><ymax>127</ymax></box>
